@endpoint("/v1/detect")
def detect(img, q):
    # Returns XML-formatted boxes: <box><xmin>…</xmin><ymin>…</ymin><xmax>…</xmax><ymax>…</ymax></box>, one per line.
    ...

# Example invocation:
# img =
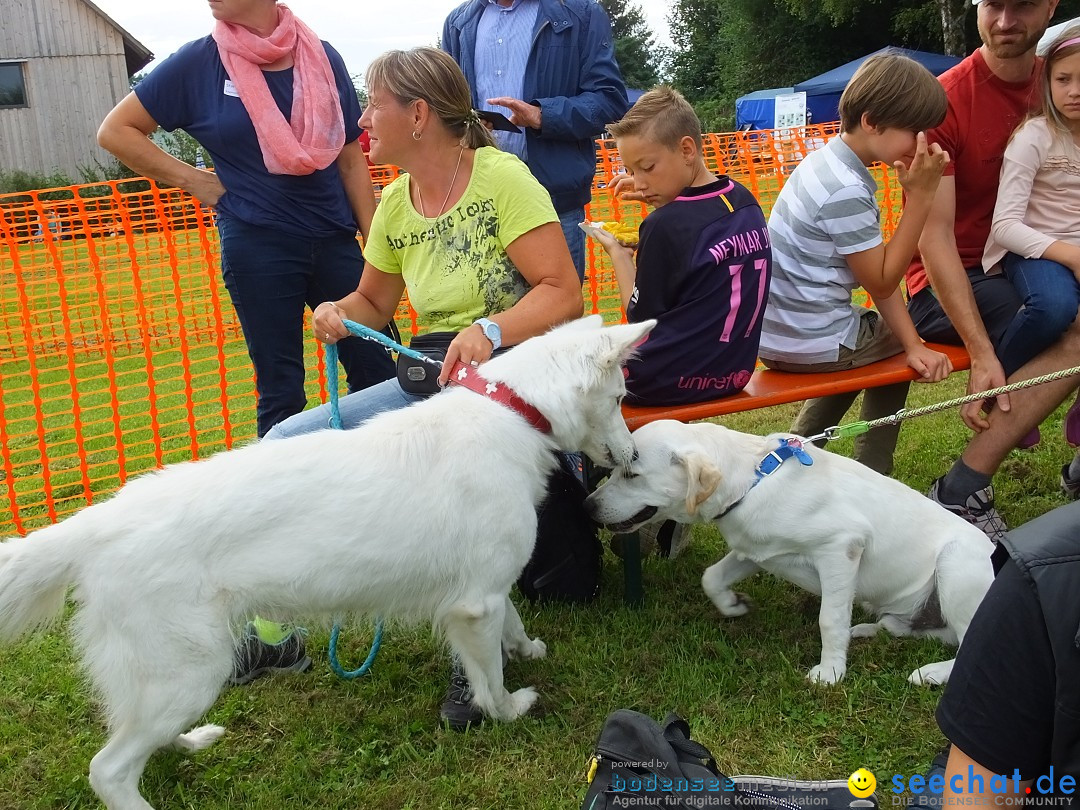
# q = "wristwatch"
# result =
<box><xmin>474</xmin><ymin>317</ymin><xmax>502</xmax><ymax>351</ymax></box>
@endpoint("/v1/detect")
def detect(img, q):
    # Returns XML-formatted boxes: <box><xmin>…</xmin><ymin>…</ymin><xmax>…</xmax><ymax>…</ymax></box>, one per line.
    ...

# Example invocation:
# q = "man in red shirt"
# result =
<box><xmin>908</xmin><ymin>0</ymin><xmax>1080</xmax><ymax>541</ymax></box>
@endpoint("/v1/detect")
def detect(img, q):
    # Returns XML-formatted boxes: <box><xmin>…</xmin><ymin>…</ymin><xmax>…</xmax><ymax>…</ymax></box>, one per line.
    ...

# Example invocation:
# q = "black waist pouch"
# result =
<box><xmin>396</xmin><ymin>331</ymin><xmax>456</xmax><ymax>397</ymax></box>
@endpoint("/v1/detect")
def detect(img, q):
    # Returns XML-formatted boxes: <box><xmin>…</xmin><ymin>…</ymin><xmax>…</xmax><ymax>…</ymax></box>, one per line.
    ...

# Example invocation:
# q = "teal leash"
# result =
<box><xmin>321</xmin><ymin>320</ymin><xmax>412</xmax><ymax>679</ymax></box>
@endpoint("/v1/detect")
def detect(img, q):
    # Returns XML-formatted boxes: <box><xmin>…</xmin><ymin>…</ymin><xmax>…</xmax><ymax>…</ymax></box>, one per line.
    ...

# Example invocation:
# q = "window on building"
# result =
<box><xmin>0</xmin><ymin>62</ymin><xmax>27</xmax><ymax>108</ymax></box>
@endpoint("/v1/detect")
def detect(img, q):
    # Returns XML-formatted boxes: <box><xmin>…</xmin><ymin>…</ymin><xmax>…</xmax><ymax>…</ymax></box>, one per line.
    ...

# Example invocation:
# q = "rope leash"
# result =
<box><xmin>805</xmin><ymin>364</ymin><xmax>1080</xmax><ymax>443</ymax></box>
<box><xmin>321</xmin><ymin>320</ymin><xmax>404</xmax><ymax>679</ymax></box>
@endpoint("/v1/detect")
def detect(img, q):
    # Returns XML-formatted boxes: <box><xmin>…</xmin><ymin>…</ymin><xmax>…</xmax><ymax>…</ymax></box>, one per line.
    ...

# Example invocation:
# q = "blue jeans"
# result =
<box><xmin>558</xmin><ymin>207</ymin><xmax>586</xmax><ymax>282</ymax></box>
<box><xmin>217</xmin><ymin>215</ymin><xmax>396</xmax><ymax>437</ymax></box>
<box><xmin>996</xmin><ymin>253</ymin><xmax>1080</xmax><ymax>377</ymax></box>
<box><xmin>263</xmin><ymin>378</ymin><xmax>425</xmax><ymax>440</ymax></box>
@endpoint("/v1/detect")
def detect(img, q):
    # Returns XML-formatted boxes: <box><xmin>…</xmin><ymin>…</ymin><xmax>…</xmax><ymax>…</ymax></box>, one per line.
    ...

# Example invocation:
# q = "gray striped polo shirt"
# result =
<box><xmin>758</xmin><ymin>135</ymin><xmax>881</xmax><ymax>364</ymax></box>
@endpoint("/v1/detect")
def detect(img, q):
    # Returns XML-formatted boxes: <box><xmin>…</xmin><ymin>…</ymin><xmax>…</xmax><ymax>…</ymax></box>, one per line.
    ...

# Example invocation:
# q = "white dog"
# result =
<box><xmin>0</xmin><ymin>315</ymin><xmax>654</xmax><ymax>810</ymax></box>
<box><xmin>585</xmin><ymin>420</ymin><xmax>996</xmax><ymax>687</ymax></box>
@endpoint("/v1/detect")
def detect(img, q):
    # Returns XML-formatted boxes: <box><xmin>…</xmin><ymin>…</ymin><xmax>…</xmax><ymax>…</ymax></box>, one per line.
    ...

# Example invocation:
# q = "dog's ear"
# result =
<box><xmin>679</xmin><ymin>452</ymin><xmax>722</xmax><ymax>515</ymax></box>
<box><xmin>594</xmin><ymin>320</ymin><xmax>657</xmax><ymax>368</ymax></box>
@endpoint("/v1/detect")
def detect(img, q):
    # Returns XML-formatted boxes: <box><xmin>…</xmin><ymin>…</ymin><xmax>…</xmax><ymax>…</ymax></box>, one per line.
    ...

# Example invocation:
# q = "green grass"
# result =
<box><xmin>1</xmin><ymin>375</ymin><xmax>1075</xmax><ymax>809</ymax></box>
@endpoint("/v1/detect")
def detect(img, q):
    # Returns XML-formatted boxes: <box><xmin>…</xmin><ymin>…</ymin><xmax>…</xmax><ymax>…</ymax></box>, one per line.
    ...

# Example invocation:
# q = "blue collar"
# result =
<box><xmin>755</xmin><ymin>437</ymin><xmax>814</xmax><ymax>479</ymax></box>
<box><xmin>713</xmin><ymin>438</ymin><xmax>814</xmax><ymax>519</ymax></box>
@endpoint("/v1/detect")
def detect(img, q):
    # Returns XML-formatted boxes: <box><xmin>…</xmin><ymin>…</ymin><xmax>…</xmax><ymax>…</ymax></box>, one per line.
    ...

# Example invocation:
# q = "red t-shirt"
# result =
<box><xmin>905</xmin><ymin>49</ymin><xmax>1040</xmax><ymax>296</ymax></box>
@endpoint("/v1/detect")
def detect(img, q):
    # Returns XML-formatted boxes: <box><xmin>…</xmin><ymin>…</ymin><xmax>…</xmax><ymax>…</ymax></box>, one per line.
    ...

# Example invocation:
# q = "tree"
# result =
<box><xmin>599</xmin><ymin>0</ymin><xmax>663</xmax><ymax>90</ymax></box>
<box><xmin>351</xmin><ymin>73</ymin><xmax>369</xmax><ymax>109</ymax></box>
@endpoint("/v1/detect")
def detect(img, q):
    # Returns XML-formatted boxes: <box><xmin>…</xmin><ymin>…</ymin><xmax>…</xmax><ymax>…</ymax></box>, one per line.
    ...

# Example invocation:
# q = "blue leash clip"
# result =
<box><xmin>755</xmin><ymin>437</ymin><xmax>814</xmax><ymax>479</ymax></box>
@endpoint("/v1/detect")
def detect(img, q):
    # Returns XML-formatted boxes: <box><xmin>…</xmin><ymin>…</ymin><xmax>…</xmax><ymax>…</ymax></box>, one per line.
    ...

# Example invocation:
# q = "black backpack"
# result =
<box><xmin>582</xmin><ymin>710</ymin><xmax>877</xmax><ymax>810</ymax></box>
<box><xmin>517</xmin><ymin>454</ymin><xmax>603</xmax><ymax>603</ymax></box>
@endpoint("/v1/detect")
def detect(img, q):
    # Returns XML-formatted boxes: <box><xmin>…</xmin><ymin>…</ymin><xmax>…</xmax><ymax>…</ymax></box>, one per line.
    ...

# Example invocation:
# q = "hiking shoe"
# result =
<box><xmin>927</xmin><ymin>477</ymin><xmax>1008</xmax><ymax>544</ymax></box>
<box><xmin>439</xmin><ymin>660</ymin><xmax>484</xmax><ymax>732</ymax></box>
<box><xmin>1061</xmin><ymin>464</ymin><xmax>1080</xmax><ymax>500</ymax></box>
<box><xmin>229</xmin><ymin>625</ymin><xmax>312</xmax><ymax>686</ymax></box>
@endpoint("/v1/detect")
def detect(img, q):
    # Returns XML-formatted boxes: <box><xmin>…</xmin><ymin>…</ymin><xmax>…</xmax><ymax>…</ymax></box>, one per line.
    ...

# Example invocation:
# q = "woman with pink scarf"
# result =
<box><xmin>98</xmin><ymin>0</ymin><xmax>395</xmax><ymax>440</ymax></box>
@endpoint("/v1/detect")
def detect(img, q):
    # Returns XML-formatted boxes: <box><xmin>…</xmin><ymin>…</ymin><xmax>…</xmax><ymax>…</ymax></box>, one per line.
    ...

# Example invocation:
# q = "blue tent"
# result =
<box><xmin>792</xmin><ymin>46</ymin><xmax>961</xmax><ymax>126</ymax></box>
<box><xmin>734</xmin><ymin>87</ymin><xmax>794</xmax><ymax>130</ymax></box>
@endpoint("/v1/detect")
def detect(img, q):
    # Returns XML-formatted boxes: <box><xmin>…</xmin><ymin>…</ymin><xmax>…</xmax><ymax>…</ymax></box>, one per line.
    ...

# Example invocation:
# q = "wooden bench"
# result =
<box><xmin>610</xmin><ymin>342</ymin><xmax>971</xmax><ymax>605</ymax></box>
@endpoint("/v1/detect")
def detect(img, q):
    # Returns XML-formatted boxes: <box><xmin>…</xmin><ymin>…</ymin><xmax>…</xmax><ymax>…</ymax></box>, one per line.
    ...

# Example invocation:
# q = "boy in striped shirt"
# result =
<box><xmin>758</xmin><ymin>53</ymin><xmax>953</xmax><ymax>475</ymax></box>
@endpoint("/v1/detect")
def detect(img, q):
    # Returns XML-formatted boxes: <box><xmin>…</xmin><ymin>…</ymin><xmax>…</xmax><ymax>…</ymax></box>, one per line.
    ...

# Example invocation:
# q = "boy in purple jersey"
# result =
<box><xmin>595</xmin><ymin>86</ymin><xmax>772</xmax><ymax>407</ymax></box>
<box><xmin>592</xmin><ymin>86</ymin><xmax>772</xmax><ymax>558</ymax></box>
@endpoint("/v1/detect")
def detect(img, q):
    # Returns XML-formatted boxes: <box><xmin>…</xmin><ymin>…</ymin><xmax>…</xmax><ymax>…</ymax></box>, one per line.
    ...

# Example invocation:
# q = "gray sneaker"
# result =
<box><xmin>1061</xmin><ymin>464</ymin><xmax>1080</xmax><ymax>500</ymax></box>
<box><xmin>927</xmin><ymin>477</ymin><xmax>1008</xmax><ymax>544</ymax></box>
<box><xmin>229</xmin><ymin>624</ymin><xmax>312</xmax><ymax>686</ymax></box>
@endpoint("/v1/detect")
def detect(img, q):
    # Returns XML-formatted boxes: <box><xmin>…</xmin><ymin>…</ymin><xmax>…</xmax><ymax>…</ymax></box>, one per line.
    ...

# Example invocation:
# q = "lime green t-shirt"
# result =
<box><xmin>363</xmin><ymin>146</ymin><xmax>559</xmax><ymax>335</ymax></box>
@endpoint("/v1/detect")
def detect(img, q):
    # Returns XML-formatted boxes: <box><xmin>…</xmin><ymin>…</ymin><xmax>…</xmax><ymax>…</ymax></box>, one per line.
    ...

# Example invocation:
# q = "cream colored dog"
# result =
<box><xmin>586</xmin><ymin>420</ymin><xmax>996</xmax><ymax>686</ymax></box>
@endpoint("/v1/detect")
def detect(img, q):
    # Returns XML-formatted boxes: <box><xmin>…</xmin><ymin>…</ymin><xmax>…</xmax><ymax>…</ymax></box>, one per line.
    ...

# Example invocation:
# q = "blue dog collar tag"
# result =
<box><xmin>755</xmin><ymin>438</ymin><xmax>814</xmax><ymax>478</ymax></box>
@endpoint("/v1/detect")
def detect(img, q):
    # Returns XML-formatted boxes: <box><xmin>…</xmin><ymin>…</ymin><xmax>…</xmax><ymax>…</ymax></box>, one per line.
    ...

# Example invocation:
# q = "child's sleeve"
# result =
<box><xmin>989</xmin><ymin>120</ymin><xmax>1055</xmax><ymax>260</ymax></box>
<box><xmin>627</xmin><ymin>219</ymin><xmax>680</xmax><ymax>319</ymax></box>
<box><xmin>817</xmin><ymin>186</ymin><xmax>882</xmax><ymax>256</ymax></box>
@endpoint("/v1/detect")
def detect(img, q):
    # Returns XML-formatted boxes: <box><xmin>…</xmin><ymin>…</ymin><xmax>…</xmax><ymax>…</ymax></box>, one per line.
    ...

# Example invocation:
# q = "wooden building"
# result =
<box><xmin>0</xmin><ymin>0</ymin><xmax>152</xmax><ymax>181</ymax></box>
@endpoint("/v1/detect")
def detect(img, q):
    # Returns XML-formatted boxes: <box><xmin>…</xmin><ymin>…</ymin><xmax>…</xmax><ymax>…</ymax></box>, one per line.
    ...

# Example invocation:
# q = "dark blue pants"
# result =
<box><xmin>996</xmin><ymin>252</ymin><xmax>1080</xmax><ymax>377</ymax></box>
<box><xmin>218</xmin><ymin>215</ymin><xmax>395</xmax><ymax>437</ymax></box>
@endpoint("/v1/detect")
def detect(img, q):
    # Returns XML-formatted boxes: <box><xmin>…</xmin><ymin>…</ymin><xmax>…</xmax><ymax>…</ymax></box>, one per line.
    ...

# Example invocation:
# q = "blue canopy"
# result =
<box><xmin>793</xmin><ymin>47</ymin><xmax>962</xmax><ymax>125</ymax></box>
<box><xmin>734</xmin><ymin>87</ymin><xmax>794</xmax><ymax>130</ymax></box>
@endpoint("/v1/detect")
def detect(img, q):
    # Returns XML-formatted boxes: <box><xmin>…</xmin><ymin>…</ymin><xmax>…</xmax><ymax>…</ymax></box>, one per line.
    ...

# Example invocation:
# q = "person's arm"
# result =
<box><xmin>311</xmin><ymin>265</ymin><xmax>406</xmax><ymax>344</ymax></box>
<box><xmin>98</xmin><ymin>93</ymin><xmax>225</xmax><ymax>207</ymax></box>
<box><xmin>439</xmin><ymin>221</ymin><xmax>584</xmax><ymax>382</ymax></box>
<box><xmin>337</xmin><ymin>139</ymin><xmax>378</xmax><ymax>242</ymax></box>
<box><xmin>589</xmin><ymin>225</ymin><xmax>637</xmax><ymax>311</ymax></box>
<box><xmin>503</xmin><ymin>3</ymin><xmax>627</xmax><ymax>141</ymax></box>
<box><xmin>845</xmin><ymin>133</ymin><xmax>949</xmax><ymax>298</ymax></box>
<box><xmin>991</xmin><ymin>124</ymin><xmax>1080</xmax><ymax>278</ymax></box>
<box><xmin>918</xmin><ymin>176</ymin><xmax>1009</xmax><ymax>428</ymax></box>
<box><xmin>875</xmin><ymin>291</ymin><xmax>953</xmax><ymax>382</ymax></box>
<box><xmin>944</xmin><ymin>746</ymin><xmax>1029</xmax><ymax>807</ymax></box>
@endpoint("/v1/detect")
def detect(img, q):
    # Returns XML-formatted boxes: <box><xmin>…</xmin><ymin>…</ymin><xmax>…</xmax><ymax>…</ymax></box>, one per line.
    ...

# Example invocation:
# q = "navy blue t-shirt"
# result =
<box><xmin>136</xmin><ymin>36</ymin><xmax>363</xmax><ymax>237</ymax></box>
<box><xmin>624</xmin><ymin>178</ymin><xmax>772</xmax><ymax>406</ymax></box>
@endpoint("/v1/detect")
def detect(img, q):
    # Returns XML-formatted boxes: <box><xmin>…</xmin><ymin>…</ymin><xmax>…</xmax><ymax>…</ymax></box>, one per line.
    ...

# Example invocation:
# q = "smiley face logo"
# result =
<box><xmin>848</xmin><ymin>768</ymin><xmax>876</xmax><ymax>798</ymax></box>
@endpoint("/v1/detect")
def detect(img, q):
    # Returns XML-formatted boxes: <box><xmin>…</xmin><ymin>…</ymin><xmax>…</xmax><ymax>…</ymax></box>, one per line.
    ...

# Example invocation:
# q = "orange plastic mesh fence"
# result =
<box><xmin>1</xmin><ymin>123</ymin><xmax>895</xmax><ymax>535</ymax></box>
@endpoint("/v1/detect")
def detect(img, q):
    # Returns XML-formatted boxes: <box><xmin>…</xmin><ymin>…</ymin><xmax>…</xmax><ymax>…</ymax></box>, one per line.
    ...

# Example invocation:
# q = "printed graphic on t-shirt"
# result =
<box><xmin>382</xmin><ymin>197</ymin><xmax>528</xmax><ymax>331</ymax></box>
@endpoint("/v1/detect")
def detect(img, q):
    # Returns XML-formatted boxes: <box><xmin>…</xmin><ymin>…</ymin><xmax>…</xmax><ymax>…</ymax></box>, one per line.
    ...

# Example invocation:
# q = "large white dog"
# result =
<box><xmin>585</xmin><ymin>420</ymin><xmax>996</xmax><ymax>687</ymax></box>
<box><xmin>0</xmin><ymin>315</ymin><xmax>653</xmax><ymax>810</ymax></box>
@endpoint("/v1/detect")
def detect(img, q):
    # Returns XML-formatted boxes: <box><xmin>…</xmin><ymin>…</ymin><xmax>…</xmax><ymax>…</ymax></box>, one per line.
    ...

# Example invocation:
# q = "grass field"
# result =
<box><xmin>0</xmin><ymin>373</ymin><xmax>1074</xmax><ymax>809</ymax></box>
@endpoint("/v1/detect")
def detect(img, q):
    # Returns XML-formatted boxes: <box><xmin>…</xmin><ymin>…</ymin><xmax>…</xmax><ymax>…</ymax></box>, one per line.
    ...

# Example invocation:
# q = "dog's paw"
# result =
<box><xmin>504</xmin><ymin>686</ymin><xmax>539</xmax><ymax>721</ymax></box>
<box><xmin>850</xmin><ymin>622</ymin><xmax>882</xmax><ymax>639</ymax></box>
<box><xmin>909</xmin><ymin>660</ymin><xmax>952</xmax><ymax>687</ymax></box>
<box><xmin>521</xmin><ymin>637</ymin><xmax>546</xmax><ymax>660</ymax></box>
<box><xmin>173</xmin><ymin>724</ymin><xmax>226</xmax><ymax>752</ymax></box>
<box><xmin>807</xmin><ymin>664</ymin><xmax>845</xmax><ymax>685</ymax></box>
<box><xmin>710</xmin><ymin>590</ymin><xmax>752</xmax><ymax>618</ymax></box>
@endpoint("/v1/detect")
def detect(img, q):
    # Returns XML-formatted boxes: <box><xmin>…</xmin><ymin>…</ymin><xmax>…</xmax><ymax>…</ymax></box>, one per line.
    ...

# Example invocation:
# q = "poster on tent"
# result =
<box><xmin>773</xmin><ymin>92</ymin><xmax>807</xmax><ymax>129</ymax></box>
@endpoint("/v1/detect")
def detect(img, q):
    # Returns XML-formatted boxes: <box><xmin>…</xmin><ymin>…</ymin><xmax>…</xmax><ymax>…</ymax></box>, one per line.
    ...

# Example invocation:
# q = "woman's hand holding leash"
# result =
<box><xmin>313</xmin><ymin>302</ymin><xmax>349</xmax><ymax>345</ymax></box>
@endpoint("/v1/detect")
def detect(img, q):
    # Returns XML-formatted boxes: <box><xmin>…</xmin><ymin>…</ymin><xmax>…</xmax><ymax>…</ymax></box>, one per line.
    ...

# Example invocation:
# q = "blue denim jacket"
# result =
<box><xmin>443</xmin><ymin>0</ymin><xmax>629</xmax><ymax>213</ymax></box>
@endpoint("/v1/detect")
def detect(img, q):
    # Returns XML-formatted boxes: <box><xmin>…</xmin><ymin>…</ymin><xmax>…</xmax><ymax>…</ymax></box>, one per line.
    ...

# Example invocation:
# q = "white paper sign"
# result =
<box><xmin>773</xmin><ymin>92</ymin><xmax>807</xmax><ymax>129</ymax></box>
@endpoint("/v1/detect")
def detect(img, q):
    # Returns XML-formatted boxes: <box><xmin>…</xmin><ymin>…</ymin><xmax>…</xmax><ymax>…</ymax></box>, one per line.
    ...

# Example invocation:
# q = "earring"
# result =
<box><xmin>412</xmin><ymin>130</ymin><xmax>422</xmax><ymax>141</ymax></box>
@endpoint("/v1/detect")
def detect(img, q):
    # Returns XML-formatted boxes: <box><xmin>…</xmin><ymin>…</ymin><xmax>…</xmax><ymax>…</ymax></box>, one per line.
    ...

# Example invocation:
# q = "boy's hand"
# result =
<box><xmin>906</xmin><ymin>343</ymin><xmax>953</xmax><ymax>383</ymax></box>
<box><xmin>589</xmin><ymin>223</ymin><xmax>636</xmax><ymax>258</ymax></box>
<box><xmin>609</xmin><ymin>173</ymin><xmax>649</xmax><ymax>205</ymax></box>
<box><xmin>895</xmin><ymin>132</ymin><xmax>949</xmax><ymax>197</ymax></box>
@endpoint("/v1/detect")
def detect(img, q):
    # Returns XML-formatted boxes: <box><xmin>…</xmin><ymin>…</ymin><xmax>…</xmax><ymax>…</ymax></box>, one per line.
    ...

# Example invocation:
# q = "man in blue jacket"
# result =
<box><xmin>443</xmin><ymin>0</ymin><xmax>629</xmax><ymax>282</ymax></box>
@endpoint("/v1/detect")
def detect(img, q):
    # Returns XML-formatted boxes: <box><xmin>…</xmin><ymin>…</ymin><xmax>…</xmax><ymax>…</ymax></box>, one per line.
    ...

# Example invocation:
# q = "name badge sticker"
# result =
<box><xmin>223</xmin><ymin>79</ymin><xmax>239</xmax><ymax>97</ymax></box>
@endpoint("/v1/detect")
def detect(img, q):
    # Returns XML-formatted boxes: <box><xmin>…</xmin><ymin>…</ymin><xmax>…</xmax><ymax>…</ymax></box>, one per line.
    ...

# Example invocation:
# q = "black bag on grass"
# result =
<box><xmin>582</xmin><ymin>710</ymin><xmax>878</xmax><ymax>810</ymax></box>
<box><xmin>517</xmin><ymin>454</ymin><xmax>602</xmax><ymax>603</ymax></box>
<box><xmin>583</xmin><ymin>710</ymin><xmax>734</xmax><ymax>809</ymax></box>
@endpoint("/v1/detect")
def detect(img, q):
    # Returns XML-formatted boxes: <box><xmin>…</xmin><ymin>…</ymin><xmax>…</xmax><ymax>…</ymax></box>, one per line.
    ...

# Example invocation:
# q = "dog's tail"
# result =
<box><xmin>0</xmin><ymin>519</ymin><xmax>88</xmax><ymax>640</ymax></box>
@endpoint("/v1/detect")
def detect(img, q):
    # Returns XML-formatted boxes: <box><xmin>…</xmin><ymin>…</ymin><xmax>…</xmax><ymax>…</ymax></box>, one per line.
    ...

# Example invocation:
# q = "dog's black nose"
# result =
<box><xmin>631</xmin><ymin>448</ymin><xmax>639</xmax><ymax>462</ymax></box>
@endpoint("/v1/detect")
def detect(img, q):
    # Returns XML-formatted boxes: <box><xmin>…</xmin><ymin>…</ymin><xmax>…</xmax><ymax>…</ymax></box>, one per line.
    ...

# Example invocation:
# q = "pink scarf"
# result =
<box><xmin>213</xmin><ymin>4</ymin><xmax>344</xmax><ymax>176</ymax></box>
